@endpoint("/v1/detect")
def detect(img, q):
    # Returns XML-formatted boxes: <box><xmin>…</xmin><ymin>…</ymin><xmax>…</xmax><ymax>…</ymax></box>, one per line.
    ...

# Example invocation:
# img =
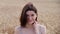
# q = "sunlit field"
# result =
<box><xmin>0</xmin><ymin>0</ymin><xmax>60</xmax><ymax>34</ymax></box>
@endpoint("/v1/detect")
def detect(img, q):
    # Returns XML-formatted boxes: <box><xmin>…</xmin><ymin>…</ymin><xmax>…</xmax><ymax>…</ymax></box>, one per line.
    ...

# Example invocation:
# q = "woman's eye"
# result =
<box><xmin>31</xmin><ymin>14</ymin><xmax>34</xmax><ymax>16</ymax></box>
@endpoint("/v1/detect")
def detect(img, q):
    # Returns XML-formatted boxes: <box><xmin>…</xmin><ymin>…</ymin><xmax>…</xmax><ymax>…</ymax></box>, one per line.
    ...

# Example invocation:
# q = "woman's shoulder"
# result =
<box><xmin>37</xmin><ymin>24</ymin><xmax>46</xmax><ymax>30</ymax></box>
<box><xmin>38</xmin><ymin>24</ymin><xmax>46</xmax><ymax>28</ymax></box>
<box><xmin>36</xmin><ymin>21</ymin><xmax>46</xmax><ymax>29</ymax></box>
<box><xmin>37</xmin><ymin>24</ymin><xmax>46</xmax><ymax>32</ymax></box>
<box><xmin>15</xmin><ymin>25</ymin><xmax>22</xmax><ymax>31</ymax></box>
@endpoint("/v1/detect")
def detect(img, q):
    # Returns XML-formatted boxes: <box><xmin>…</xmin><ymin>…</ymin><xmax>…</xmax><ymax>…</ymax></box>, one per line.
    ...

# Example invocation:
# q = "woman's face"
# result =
<box><xmin>26</xmin><ymin>11</ymin><xmax>37</xmax><ymax>25</ymax></box>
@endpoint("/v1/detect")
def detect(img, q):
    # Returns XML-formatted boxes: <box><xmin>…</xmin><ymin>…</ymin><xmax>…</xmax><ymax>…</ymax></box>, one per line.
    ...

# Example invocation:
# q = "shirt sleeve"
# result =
<box><xmin>14</xmin><ymin>26</ymin><xmax>20</xmax><ymax>34</ymax></box>
<box><xmin>40</xmin><ymin>25</ymin><xmax>46</xmax><ymax>34</ymax></box>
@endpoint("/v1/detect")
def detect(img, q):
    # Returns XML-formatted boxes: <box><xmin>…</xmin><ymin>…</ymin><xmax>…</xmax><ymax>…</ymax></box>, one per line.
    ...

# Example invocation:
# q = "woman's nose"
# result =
<box><xmin>28</xmin><ymin>16</ymin><xmax>32</xmax><ymax>20</ymax></box>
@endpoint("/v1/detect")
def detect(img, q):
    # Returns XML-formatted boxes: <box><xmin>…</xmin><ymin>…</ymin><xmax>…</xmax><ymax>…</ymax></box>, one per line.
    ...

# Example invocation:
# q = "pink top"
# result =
<box><xmin>14</xmin><ymin>24</ymin><xmax>46</xmax><ymax>34</ymax></box>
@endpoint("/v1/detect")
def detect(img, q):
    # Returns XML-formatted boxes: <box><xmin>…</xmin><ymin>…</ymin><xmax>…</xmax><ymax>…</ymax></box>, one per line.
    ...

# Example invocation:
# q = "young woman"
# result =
<box><xmin>14</xmin><ymin>3</ymin><xmax>46</xmax><ymax>34</ymax></box>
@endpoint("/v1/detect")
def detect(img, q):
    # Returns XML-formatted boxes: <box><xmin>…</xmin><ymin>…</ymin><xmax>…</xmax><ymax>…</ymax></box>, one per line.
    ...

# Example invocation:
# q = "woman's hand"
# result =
<box><xmin>33</xmin><ymin>21</ymin><xmax>40</xmax><ymax>34</ymax></box>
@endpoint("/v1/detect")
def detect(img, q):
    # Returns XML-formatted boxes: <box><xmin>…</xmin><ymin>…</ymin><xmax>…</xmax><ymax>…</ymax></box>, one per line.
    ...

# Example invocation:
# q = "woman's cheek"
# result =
<box><xmin>33</xmin><ymin>16</ymin><xmax>36</xmax><ymax>20</ymax></box>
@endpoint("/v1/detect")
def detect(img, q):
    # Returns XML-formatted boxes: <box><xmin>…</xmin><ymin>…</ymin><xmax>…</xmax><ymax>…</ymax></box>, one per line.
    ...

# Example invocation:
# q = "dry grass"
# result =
<box><xmin>0</xmin><ymin>0</ymin><xmax>60</xmax><ymax>34</ymax></box>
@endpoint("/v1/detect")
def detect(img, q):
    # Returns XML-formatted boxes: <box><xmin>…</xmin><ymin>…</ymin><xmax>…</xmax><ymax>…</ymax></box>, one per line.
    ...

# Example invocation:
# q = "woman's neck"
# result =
<box><xmin>26</xmin><ymin>23</ymin><xmax>33</xmax><ymax>29</ymax></box>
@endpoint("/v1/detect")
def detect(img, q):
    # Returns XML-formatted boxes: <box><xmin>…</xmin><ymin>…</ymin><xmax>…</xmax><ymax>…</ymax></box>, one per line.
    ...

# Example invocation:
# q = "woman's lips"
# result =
<box><xmin>28</xmin><ymin>20</ymin><xmax>33</xmax><ymax>22</ymax></box>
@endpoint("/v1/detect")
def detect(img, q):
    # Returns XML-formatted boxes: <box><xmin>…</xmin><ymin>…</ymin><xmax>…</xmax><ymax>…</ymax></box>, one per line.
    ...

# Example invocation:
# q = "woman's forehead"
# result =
<box><xmin>26</xmin><ymin>11</ymin><xmax>36</xmax><ymax>15</ymax></box>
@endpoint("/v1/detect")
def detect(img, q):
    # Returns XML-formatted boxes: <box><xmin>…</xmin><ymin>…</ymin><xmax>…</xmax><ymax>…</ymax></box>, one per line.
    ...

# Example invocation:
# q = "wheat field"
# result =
<box><xmin>0</xmin><ymin>0</ymin><xmax>60</xmax><ymax>34</ymax></box>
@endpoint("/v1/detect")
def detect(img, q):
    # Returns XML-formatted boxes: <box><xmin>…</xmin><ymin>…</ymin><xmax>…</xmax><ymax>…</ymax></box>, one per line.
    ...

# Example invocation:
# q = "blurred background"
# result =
<box><xmin>0</xmin><ymin>0</ymin><xmax>60</xmax><ymax>34</ymax></box>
